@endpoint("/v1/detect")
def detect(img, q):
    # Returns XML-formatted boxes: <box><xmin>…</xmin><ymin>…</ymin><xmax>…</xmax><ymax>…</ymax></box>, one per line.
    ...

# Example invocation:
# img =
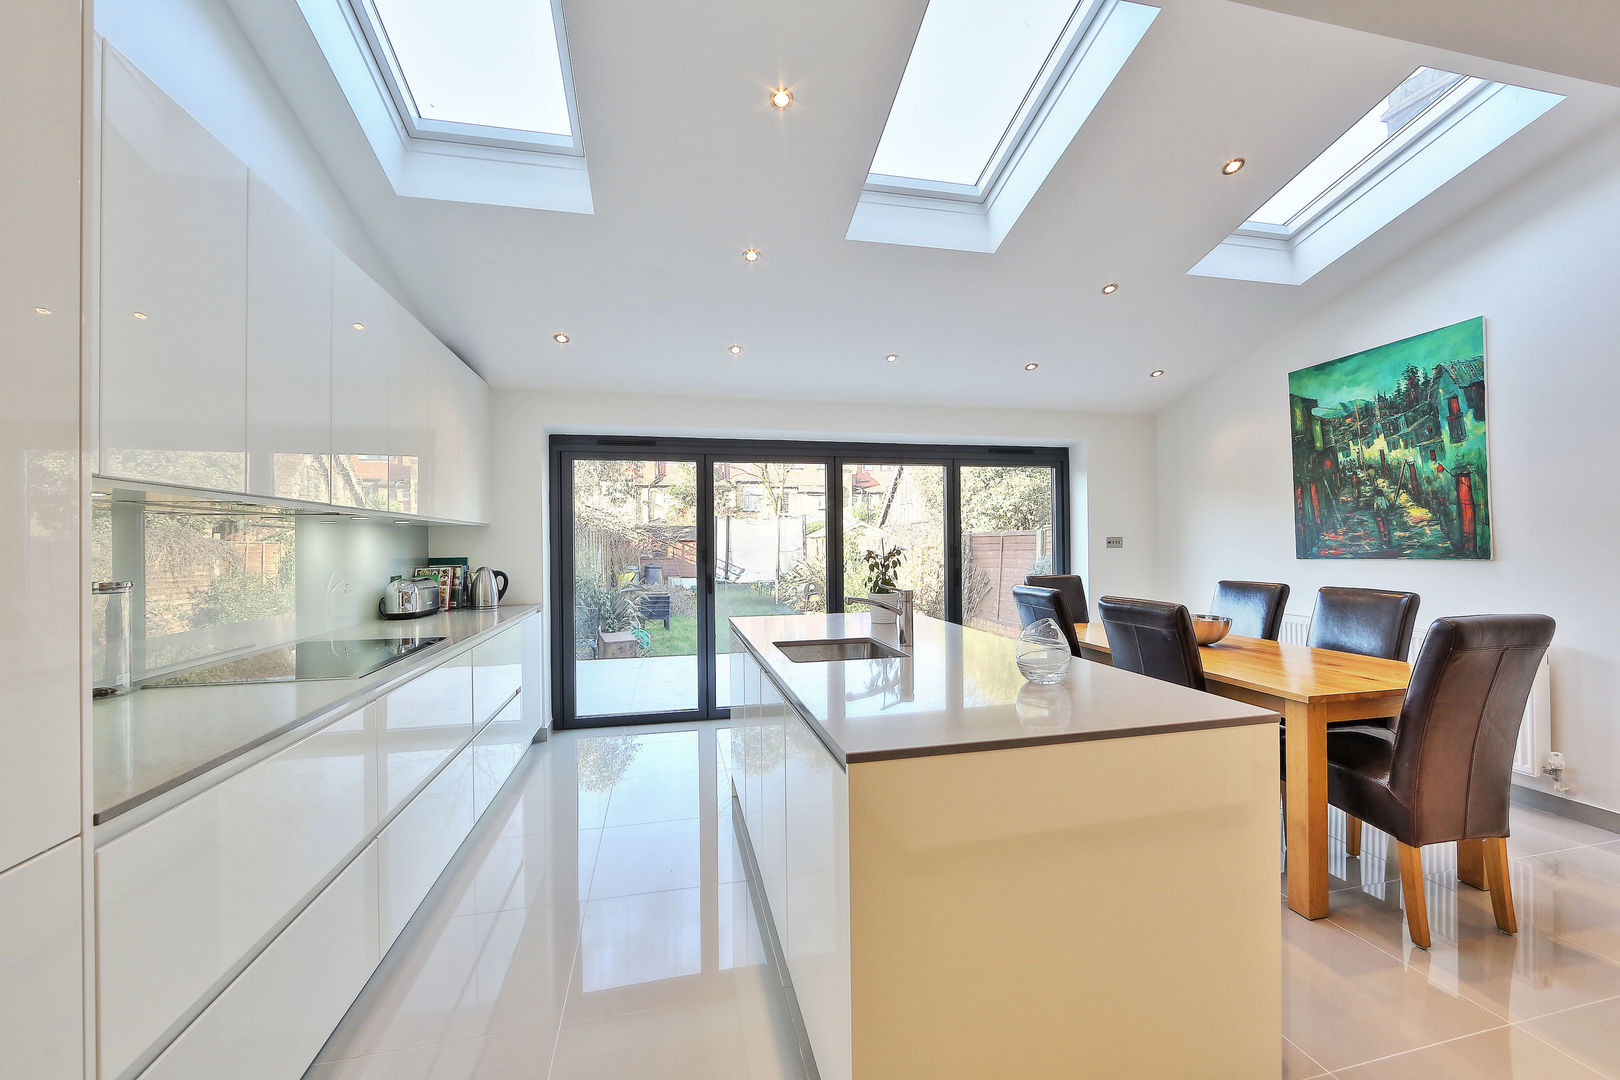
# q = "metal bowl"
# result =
<box><xmin>1190</xmin><ymin>614</ymin><xmax>1232</xmax><ymax>646</ymax></box>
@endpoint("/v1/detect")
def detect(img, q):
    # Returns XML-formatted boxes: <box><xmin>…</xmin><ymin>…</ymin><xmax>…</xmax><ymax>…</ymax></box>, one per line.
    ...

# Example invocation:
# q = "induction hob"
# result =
<box><xmin>141</xmin><ymin>637</ymin><xmax>446</xmax><ymax>688</ymax></box>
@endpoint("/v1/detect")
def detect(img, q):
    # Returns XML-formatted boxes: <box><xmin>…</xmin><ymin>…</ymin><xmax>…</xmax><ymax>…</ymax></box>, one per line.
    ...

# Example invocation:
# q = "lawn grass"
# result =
<box><xmin>641</xmin><ymin>585</ymin><xmax>796</xmax><ymax>657</ymax></box>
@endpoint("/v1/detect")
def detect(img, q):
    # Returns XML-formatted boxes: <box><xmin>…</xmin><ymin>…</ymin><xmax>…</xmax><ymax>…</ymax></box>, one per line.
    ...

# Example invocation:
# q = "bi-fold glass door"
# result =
<box><xmin>552</xmin><ymin>438</ymin><xmax>1067</xmax><ymax>728</ymax></box>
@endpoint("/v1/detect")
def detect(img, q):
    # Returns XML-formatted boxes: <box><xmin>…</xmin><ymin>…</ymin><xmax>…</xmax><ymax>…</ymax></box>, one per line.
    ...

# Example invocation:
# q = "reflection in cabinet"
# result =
<box><xmin>247</xmin><ymin>176</ymin><xmax>333</xmax><ymax>502</ymax></box>
<box><xmin>474</xmin><ymin>693</ymin><xmax>530</xmax><ymax>818</ymax></box>
<box><xmin>473</xmin><ymin>624</ymin><xmax>524</xmax><ymax>727</ymax></box>
<box><xmin>380</xmin><ymin>655</ymin><xmax>473</xmax><ymax>819</ymax></box>
<box><xmin>379</xmin><ymin>744</ymin><xmax>476</xmax><ymax>950</ymax></box>
<box><xmin>330</xmin><ymin>250</ymin><xmax>392</xmax><ymax>512</ymax></box>
<box><xmin>0</xmin><ymin>842</ymin><xmax>84</xmax><ymax>1080</ymax></box>
<box><xmin>140</xmin><ymin>843</ymin><xmax>380</xmax><ymax>1080</ymax></box>
<box><xmin>100</xmin><ymin>45</ymin><xmax>247</xmax><ymax>491</ymax></box>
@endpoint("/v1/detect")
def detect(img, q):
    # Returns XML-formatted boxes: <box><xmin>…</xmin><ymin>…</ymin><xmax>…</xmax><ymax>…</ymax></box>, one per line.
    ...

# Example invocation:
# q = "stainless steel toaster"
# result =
<box><xmin>379</xmin><ymin>576</ymin><xmax>443</xmax><ymax>619</ymax></box>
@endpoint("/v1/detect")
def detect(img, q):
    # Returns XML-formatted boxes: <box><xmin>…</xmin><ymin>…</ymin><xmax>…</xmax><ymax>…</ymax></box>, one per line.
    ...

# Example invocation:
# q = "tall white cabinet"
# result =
<box><xmin>0</xmin><ymin>0</ymin><xmax>86</xmax><ymax>1076</ymax></box>
<box><xmin>97</xmin><ymin>43</ymin><xmax>489</xmax><ymax>524</ymax></box>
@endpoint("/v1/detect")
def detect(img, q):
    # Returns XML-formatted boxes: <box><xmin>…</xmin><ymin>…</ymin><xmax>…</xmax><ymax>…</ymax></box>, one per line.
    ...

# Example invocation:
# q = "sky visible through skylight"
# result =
<box><xmin>372</xmin><ymin>0</ymin><xmax>572</xmax><ymax>137</ymax></box>
<box><xmin>870</xmin><ymin>0</ymin><xmax>1093</xmax><ymax>187</ymax></box>
<box><xmin>1248</xmin><ymin>67</ymin><xmax>1468</xmax><ymax>229</ymax></box>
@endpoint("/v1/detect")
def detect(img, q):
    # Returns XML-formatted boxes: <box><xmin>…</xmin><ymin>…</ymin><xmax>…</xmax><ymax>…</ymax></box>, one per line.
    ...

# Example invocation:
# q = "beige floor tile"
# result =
<box><xmin>1505</xmin><ymin>856</ymin><xmax>1620</xmax><ymax>965</ymax></box>
<box><xmin>1521</xmin><ymin>995</ymin><xmax>1620</xmax><ymax>1077</ymax></box>
<box><xmin>1282</xmin><ymin>903</ymin><xmax>1502</xmax><ymax>1071</ymax></box>
<box><xmin>1505</xmin><ymin>809</ymin><xmax>1620</xmax><ymax>859</ymax></box>
<box><xmin>548</xmin><ymin>999</ymin><xmax>756</xmax><ymax>1080</ymax></box>
<box><xmin>1334</xmin><ymin>1025</ymin><xmax>1603</xmax><ymax>1078</ymax></box>
<box><xmin>1283</xmin><ymin>1035</ymin><xmax>1333</xmax><ymax>1079</ymax></box>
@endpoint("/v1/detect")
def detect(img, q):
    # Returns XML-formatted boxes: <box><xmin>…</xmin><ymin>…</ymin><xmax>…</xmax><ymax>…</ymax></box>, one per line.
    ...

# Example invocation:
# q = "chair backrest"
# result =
<box><xmin>1389</xmin><ymin>615</ymin><xmax>1555</xmax><ymax>844</ymax></box>
<box><xmin>1209</xmin><ymin>580</ymin><xmax>1290</xmax><ymax>640</ymax></box>
<box><xmin>1025</xmin><ymin>574</ymin><xmax>1089</xmax><ymax>624</ymax></box>
<box><xmin>1096</xmin><ymin>596</ymin><xmax>1206</xmax><ymax>691</ymax></box>
<box><xmin>1308</xmin><ymin>586</ymin><xmax>1421</xmax><ymax>659</ymax></box>
<box><xmin>1011</xmin><ymin>585</ymin><xmax>1083</xmax><ymax>656</ymax></box>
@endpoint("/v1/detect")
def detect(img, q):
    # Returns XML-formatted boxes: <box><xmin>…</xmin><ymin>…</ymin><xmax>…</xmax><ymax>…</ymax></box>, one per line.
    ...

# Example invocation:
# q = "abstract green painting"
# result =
<box><xmin>1289</xmin><ymin>317</ymin><xmax>1490</xmax><ymax>560</ymax></box>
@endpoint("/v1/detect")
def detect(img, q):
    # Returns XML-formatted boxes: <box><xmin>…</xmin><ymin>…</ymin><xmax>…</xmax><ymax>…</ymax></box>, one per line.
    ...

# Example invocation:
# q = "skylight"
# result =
<box><xmin>870</xmin><ymin>0</ymin><xmax>1100</xmax><ymax>193</ymax></box>
<box><xmin>1244</xmin><ymin>68</ymin><xmax>1479</xmax><ymax>235</ymax></box>
<box><xmin>353</xmin><ymin>0</ymin><xmax>580</xmax><ymax>151</ymax></box>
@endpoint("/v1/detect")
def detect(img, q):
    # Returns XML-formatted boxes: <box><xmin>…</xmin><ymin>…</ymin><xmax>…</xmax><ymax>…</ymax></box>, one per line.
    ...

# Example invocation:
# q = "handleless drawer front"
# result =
<box><xmin>472</xmin><ymin>624</ymin><xmax>523</xmax><ymax>728</ymax></box>
<box><xmin>0</xmin><ymin>841</ymin><xmax>83</xmax><ymax>1080</ymax></box>
<box><xmin>140</xmin><ymin>843</ymin><xmax>380</xmax><ymax>1080</ymax></box>
<box><xmin>380</xmin><ymin>652</ymin><xmax>473</xmax><ymax>819</ymax></box>
<box><xmin>473</xmin><ymin>692</ymin><xmax>529</xmax><ymax>819</ymax></box>
<box><xmin>379</xmin><ymin>743</ymin><xmax>476</xmax><ymax>950</ymax></box>
<box><xmin>97</xmin><ymin>707</ymin><xmax>377</xmax><ymax>1080</ymax></box>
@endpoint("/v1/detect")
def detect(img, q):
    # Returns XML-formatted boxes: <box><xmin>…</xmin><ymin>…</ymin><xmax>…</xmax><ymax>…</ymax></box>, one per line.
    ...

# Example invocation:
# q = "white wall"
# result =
<box><xmin>1158</xmin><ymin>119</ymin><xmax>1620</xmax><ymax>814</ymax></box>
<box><xmin>431</xmin><ymin>389</ymin><xmax>1159</xmax><ymax>719</ymax></box>
<box><xmin>94</xmin><ymin>0</ymin><xmax>404</xmax><ymax>297</ymax></box>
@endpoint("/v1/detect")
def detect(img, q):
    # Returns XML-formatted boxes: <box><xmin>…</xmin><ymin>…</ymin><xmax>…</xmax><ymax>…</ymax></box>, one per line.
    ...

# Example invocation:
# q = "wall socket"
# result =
<box><xmin>1105</xmin><ymin>536</ymin><xmax>1124</xmax><ymax>549</ymax></box>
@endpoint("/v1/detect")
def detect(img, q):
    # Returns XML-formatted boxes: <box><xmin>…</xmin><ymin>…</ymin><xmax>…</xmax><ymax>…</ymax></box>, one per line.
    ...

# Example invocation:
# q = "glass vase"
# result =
<box><xmin>1015</xmin><ymin>618</ymin><xmax>1071</xmax><ymax>685</ymax></box>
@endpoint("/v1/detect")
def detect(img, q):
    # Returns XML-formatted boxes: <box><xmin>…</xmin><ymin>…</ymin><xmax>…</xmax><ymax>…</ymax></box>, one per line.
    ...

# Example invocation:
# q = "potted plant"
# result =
<box><xmin>861</xmin><ymin>547</ymin><xmax>905</xmax><ymax>625</ymax></box>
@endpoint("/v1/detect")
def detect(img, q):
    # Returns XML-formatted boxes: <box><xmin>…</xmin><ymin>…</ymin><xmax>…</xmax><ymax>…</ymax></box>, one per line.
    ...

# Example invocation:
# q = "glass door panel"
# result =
<box><xmin>841</xmin><ymin>463</ymin><xmax>947</xmax><ymax>619</ymax></box>
<box><xmin>959</xmin><ymin>464</ymin><xmax>1058</xmax><ymax>637</ymax></box>
<box><xmin>570</xmin><ymin>458</ymin><xmax>699</xmax><ymax>718</ymax></box>
<box><xmin>712</xmin><ymin>462</ymin><xmax>828</xmax><ymax>709</ymax></box>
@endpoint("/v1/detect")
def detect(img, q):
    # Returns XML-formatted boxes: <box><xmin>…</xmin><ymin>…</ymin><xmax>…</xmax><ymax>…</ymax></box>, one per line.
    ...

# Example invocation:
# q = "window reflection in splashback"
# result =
<box><xmin>91</xmin><ymin>492</ymin><xmax>428</xmax><ymax>679</ymax></box>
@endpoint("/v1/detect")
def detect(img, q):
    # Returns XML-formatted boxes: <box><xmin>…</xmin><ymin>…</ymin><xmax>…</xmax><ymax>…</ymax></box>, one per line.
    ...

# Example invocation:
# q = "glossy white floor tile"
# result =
<box><xmin>311</xmin><ymin>722</ymin><xmax>1620</xmax><ymax>1079</ymax></box>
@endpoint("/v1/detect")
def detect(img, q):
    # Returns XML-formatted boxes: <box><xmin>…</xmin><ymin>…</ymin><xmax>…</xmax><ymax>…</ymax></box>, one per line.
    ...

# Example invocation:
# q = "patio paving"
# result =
<box><xmin>576</xmin><ymin>653</ymin><xmax>733</xmax><ymax>717</ymax></box>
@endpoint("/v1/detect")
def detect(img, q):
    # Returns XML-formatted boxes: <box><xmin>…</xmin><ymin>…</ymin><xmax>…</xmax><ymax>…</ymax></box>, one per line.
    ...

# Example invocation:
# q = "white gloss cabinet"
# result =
<box><xmin>378</xmin><ymin>741</ymin><xmax>476</xmax><ymax>949</ymax></box>
<box><xmin>379</xmin><ymin>653</ymin><xmax>473</xmax><ymax>818</ymax></box>
<box><xmin>330</xmin><ymin>250</ymin><xmax>393</xmax><ymax>512</ymax></box>
<box><xmin>0</xmin><ymin>842</ymin><xmax>85</xmax><ymax>1080</ymax></box>
<box><xmin>472</xmin><ymin>622</ymin><xmax>524</xmax><ymax>726</ymax></box>
<box><xmin>247</xmin><ymin>176</ymin><xmax>333</xmax><ymax>503</ymax></box>
<box><xmin>100</xmin><ymin>44</ymin><xmax>248</xmax><ymax>492</ymax></box>
<box><xmin>139</xmin><ymin>843</ymin><xmax>380</xmax><ymax>1080</ymax></box>
<box><xmin>386</xmin><ymin>299</ymin><xmax>435</xmax><ymax>517</ymax></box>
<box><xmin>96</xmin><ymin>706</ymin><xmax>379</xmax><ymax>1079</ymax></box>
<box><xmin>0</xmin><ymin>0</ymin><xmax>82</xmax><ymax>876</ymax></box>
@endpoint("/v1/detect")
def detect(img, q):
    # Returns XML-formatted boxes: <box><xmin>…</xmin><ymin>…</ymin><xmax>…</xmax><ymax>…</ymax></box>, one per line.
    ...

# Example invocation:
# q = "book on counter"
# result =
<box><xmin>413</xmin><ymin>563</ymin><xmax>467</xmax><ymax>609</ymax></box>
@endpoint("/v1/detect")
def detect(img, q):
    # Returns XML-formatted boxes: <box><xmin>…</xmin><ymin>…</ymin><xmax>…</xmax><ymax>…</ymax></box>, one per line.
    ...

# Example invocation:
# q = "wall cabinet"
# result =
<box><xmin>247</xmin><ymin>176</ymin><xmax>333</xmax><ymax>503</ymax></box>
<box><xmin>100</xmin><ymin>45</ymin><xmax>248</xmax><ymax>492</ymax></box>
<box><xmin>98</xmin><ymin>44</ymin><xmax>490</xmax><ymax>523</ymax></box>
<box><xmin>0</xmin><ymin>842</ymin><xmax>84</xmax><ymax>1080</ymax></box>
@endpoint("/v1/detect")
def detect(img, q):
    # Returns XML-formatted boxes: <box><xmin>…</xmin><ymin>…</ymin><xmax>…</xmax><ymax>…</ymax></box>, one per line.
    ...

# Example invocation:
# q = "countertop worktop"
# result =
<box><xmin>94</xmin><ymin>605</ymin><xmax>540</xmax><ymax>826</ymax></box>
<box><xmin>730</xmin><ymin>612</ymin><xmax>1278</xmax><ymax>765</ymax></box>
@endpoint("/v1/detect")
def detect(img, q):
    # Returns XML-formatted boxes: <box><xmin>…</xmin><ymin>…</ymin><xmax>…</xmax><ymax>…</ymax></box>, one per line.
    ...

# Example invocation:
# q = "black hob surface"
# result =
<box><xmin>141</xmin><ymin>637</ymin><xmax>446</xmax><ymax>688</ymax></box>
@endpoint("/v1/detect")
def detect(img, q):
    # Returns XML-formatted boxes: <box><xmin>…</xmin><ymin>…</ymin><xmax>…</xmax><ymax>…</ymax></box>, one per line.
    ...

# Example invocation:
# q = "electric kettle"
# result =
<box><xmin>470</xmin><ymin>567</ymin><xmax>509</xmax><ymax>609</ymax></box>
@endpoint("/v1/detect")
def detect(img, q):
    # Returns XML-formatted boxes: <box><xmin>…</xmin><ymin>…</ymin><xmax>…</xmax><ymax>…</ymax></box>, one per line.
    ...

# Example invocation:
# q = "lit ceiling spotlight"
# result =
<box><xmin>1150</xmin><ymin>369</ymin><xmax>1165</xmax><ymax>378</ymax></box>
<box><xmin>132</xmin><ymin>311</ymin><xmax>149</xmax><ymax>320</ymax></box>
<box><xmin>393</xmin><ymin>520</ymin><xmax>412</xmax><ymax>525</ymax></box>
<box><xmin>770</xmin><ymin>87</ymin><xmax>794</xmax><ymax>110</ymax></box>
<box><xmin>34</xmin><ymin>306</ymin><xmax>52</xmax><ymax>316</ymax></box>
<box><xmin>90</xmin><ymin>490</ymin><xmax>110</xmax><ymax>498</ymax></box>
<box><xmin>1100</xmin><ymin>283</ymin><xmax>1119</xmax><ymax>295</ymax></box>
<box><xmin>729</xmin><ymin>344</ymin><xmax>743</xmax><ymax>355</ymax></box>
<box><xmin>553</xmin><ymin>332</ymin><xmax>570</xmax><ymax>344</ymax></box>
<box><xmin>1222</xmin><ymin>157</ymin><xmax>1246</xmax><ymax>176</ymax></box>
<box><xmin>743</xmin><ymin>247</ymin><xmax>760</xmax><ymax>263</ymax></box>
<box><xmin>351</xmin><ymin>321</ymin><xmax>366</xmax><ymax>331</ymax></box>
<box><xmin>1025</xmin><ymin>362</ymin><xmax>1039</xmax><ymax>372</ymax></box>
<box><xmin>885</xmin><ymin>353</ymin><xmax>899</xmax><ymax>363</ymax></box>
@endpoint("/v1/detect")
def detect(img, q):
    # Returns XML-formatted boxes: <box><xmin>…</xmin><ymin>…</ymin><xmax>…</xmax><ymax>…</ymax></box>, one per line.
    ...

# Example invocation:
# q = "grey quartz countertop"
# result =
<box><xmin>93</xmin><ymin>605</ymin><xmax>540</xmax><ymax>826</ymax></box>
<box><xmin>730</xmin><ymin>612</ymin><xmax>1277</xmax><ymax>765</ymax></box>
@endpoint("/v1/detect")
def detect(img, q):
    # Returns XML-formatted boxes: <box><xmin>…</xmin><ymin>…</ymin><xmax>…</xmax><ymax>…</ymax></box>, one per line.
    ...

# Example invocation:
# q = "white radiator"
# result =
<box><xmin>1277</xmin><ymin>617</ymin><xmax>1553</xmax><ymax>777</ymax></box>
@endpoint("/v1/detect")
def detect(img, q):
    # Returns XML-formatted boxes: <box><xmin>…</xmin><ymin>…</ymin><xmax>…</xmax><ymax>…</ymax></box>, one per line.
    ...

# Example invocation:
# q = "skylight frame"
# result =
<box><xmin>864</xmin><ymin>0</ymin><xmax>1107</xmax><ymax>204</ymax></box>
<box><xmin>1235</xmin><ymin>68</ymin><xmax>1489</xmax><ymax>241</ymax></box>
<box><xmin>346</xmin><ymin>0</ymin><xmax>585</xmax><ymax>156</ymax></box>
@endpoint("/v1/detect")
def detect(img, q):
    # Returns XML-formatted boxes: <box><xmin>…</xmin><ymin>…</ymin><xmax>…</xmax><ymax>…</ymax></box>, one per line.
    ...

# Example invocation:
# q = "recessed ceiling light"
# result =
<box><xmin>34</xmin><ymin>306</ymin><xmax>52</xmax><ymax>316</ymax></box>
<box><xmin>770</xmin><ymin>88</ymin><xmax>794</xmax><ymax>110</ymax></box>
<box><xmin>1025</xmin><ymin>362</ymin><xmax>1039</xmax><ymax>372</ymax></box>
<box><xmin>1222</xmin><ymin>157</ymin><xmax>1245</xmax><ymax>176</ymax></box>
<box><xmin>1150</xmin><ymin>369</ymin><xmax>1165</xmax><ymax>378</ymax></box>
<box><xmin>743</xmin><ymin>248</ymin><xmax>760</xmax><ymax>263</ymax></box>
<box><xmin>885</xmin><ymin>353</ymin><xmax>899</xmax><ymax>363</ymax></box>
<box><xmin>729</xmin><ymin>344</ymin><xmax>742</xmax><ymax>355</ymax></box>
<box><xmin>351</xmin><ymin>321</ymin><xmax>365</xmax><ymax>331</ymax></box>
<box><xmin>553</xmin><ymin>332</ymin><xmax>570</xmax><ymax>344</ymax></box>
<box><xmin>393</xmin><ymin>519</ymin><xmax>412</xmax><ymax>525</ymax></box>
<box><xmin>1100</xmin><ymin>283</ymin><xmax>1119</xmax><ymax>295</ymax></box>
<box><xmin>90</xmin><ymin>490</ymin><xmax>110</xmax><ymax>498</ymax></box>
<box><xmin>132</xmin><ymin>311</ymin><xmax>148</xmax><ymax>320</ymax></box>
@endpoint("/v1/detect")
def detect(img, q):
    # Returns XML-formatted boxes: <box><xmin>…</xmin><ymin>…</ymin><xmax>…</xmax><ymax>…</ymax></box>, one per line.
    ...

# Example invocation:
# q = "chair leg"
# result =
<box><xmin>1483</xmin><ymin>836</ymin><xmax>1517</xmax><ymax>934</ymax></box>
<box><xmin>1457</xmin><ymin>838</ymin><xmax>1487</xmax><ymax>890</ymax></box>
<box><xmin>1345</xmin><ymin>815</ymin><xmax>1362</xmax><ymax>857</ymax></box>
<box><xmin>1396</xmin><ymin>842</ymin><xmax>1431</xmax><ymax>949</ymax></box>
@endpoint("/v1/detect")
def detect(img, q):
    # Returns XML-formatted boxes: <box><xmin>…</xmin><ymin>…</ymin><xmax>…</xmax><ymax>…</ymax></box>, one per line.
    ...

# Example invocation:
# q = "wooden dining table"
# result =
<box><xmin>1073</xmin><ymin>621</ymin><xmax>1412</xmax><ymax>920</ymax></box>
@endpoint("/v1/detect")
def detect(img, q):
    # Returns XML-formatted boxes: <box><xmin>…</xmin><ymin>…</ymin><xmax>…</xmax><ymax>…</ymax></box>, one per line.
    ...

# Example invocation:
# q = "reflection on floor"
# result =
<box><xmin>574</xmin><ymin>654</ymin><xmax>734</xmax><ymax>718</ymax></box>
<box><xmin>308</xmin><ymin>722</ymin><xmax>1620</xmax><ymax>1080</ymax></box>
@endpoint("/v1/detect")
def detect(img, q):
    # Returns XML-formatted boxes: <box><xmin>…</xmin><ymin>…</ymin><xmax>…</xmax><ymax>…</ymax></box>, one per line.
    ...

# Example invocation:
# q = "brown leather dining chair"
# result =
<box><xmin>1025</xmin><ymin>574</ymin><xmax>1090</xmax><ymax>625</ymax></box>
<box><xmin>1305</xmin><ymin>614</ymin><xmax>1556</xmax><ymax>948</ymax></box>
<box><xmin>1096</xmin><ymin>597</ymin><xmax>1206</xmax><ymax>691</ymax></box>
<box><xmin>1011</xmin><ymin>585</ymin><xmax>1084</xmax><ymax>657</ymax></box>
<box><xmin>1209</xmin><ymin>580</ymin><xmax>1291</xmax><ymax>640</ymax></box>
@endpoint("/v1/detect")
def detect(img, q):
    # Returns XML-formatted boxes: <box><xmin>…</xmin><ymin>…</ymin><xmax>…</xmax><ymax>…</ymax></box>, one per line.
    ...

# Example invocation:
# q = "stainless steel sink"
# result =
<box><xmin>773</xmin><ymin>638</ymin><xmax>906</xmax><ymax>663</ymax></box>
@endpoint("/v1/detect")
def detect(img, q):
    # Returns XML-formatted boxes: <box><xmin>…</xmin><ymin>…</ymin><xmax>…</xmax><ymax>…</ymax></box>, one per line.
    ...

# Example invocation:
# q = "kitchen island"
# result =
<box><xmin>728</xmin><ymin>612</ymin><xmax>1281</xmax><ymax>1080</ymax></box>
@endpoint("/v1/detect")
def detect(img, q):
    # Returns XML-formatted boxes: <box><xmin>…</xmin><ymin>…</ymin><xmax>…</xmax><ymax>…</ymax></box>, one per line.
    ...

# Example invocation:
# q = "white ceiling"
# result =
<box><xmin>229</xmin><ymin>0</ymin><xmax>1620</xmax><ymax>413</ymax></box>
